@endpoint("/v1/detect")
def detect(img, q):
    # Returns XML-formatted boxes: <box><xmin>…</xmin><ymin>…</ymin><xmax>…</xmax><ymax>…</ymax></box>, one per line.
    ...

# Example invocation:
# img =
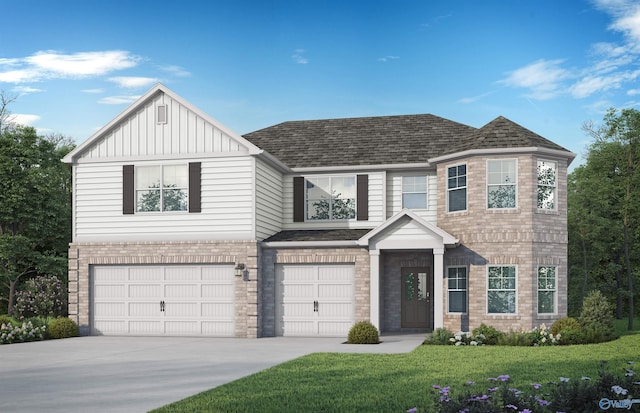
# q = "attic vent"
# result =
<box><xmin>157</xmin><ymin>104</ymin><xmax>168</xmax><ymax>124</ymax></box>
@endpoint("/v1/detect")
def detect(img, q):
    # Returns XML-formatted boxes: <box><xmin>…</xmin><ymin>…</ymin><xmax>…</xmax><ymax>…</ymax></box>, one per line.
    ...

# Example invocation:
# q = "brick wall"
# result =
<box><xmin>68</xmin><ymin>240</ymin><xmax>260</xmax><ymax>337</ymax></box>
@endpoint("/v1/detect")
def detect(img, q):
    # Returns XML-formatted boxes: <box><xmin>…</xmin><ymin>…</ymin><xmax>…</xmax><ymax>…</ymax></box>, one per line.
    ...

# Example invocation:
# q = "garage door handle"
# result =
<box><xmin>160</xmin><ymin>300</ymin><xmax>165</xmax><ymax>312</ymax></box>
<box><xmin>313</xmin><ymin>300</ymin><xmax>318</xmax><ymax>312</ymax></box>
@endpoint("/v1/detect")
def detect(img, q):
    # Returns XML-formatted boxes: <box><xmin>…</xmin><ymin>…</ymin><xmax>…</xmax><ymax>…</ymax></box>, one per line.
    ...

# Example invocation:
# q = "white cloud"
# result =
<box><xmin>159</xmin><ymin>65</ymin><xmax>191</xmax><ymax>77</ymax></box>
<box><xmin>10</xmin><ymin>113</ymin><xmax>40</xmax><ymax>126</ymax></box>
<box><xmin>108</xmin><ymin>76</ymin><xmax>159</xmax><ymax>88</ymax></box>
<box><xmin>377</xmin><ymin>56</ymin><xmax>400</xmax><ymax>63</ymax></box>
<box><xmin>499</xmin><ymin>59</ymin><xmax>570</xmax><ymax>100</ymax></box>
<box><xmin>458</xmin><ymin>91</ymin><xmax>495</xmax><ymax>104</ymax></box>
<box><xmin>98</xmin><ymin>95</ymin><xmax>141</xmax><ymax>105</ymax></box>
<box><xmin>0</xmin><ymin>50</ymin><xmax>140</xmax><ymax>83</ymax></box>
<box><xmin>628</xmin><ymin>89</ymin><xmax>640</xmax><ymax>95</ymax></box>
<box><xmin>570</xmin><ymin>69</ymin><xmax>640</xmax><ymax>98</ymax></box>
<box><xmin>12</xmin><ymin>86</ymin><xmax>43</xmax><ymax>94</ymax></box>
<box><xmin>292</xmin><ymin>49</ymin><xmax>308</xmax><ymax>64</ymax></box>
<box><xmin>82</xmin><ymin>88</ymin><xmax>105</xmax><ymax>94</ymax></box>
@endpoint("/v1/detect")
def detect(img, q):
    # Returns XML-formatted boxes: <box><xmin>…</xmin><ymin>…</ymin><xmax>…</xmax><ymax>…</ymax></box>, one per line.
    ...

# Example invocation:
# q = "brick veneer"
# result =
<box><xmin>437</xmin><ymin>154</ymin><xmax>568</xmax><ymax>332</ymax></box>
<box><xmin>68</xmin><ymin>240</ymin><xmax>261</xmax><ymax>338</ymax></box>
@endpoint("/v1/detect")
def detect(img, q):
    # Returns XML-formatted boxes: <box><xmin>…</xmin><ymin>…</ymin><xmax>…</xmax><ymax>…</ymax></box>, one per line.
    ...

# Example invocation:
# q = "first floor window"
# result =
<box><xmin>447</xmin><ymin>164</ymin><xmax>467</xmax><ymax>212</ymax></box>
<box><xmin>487</xmin><ymin>266</ymin><xmax>516</xmax><ymax>314</ymax></box>
<box><xmin>487</xmin><ymin>159</ymin><xmax>516</xmax><ymax>209</ymax></box>
<box><xmin>538</xmin><ymin>266</ymin><xmax>556</xmax><ymax>314</ymax></box>
<box><xmin>306</xmin><ymin>176</ymin><xmax>356</xmax><ymax>220</ymax></box>
<box><xmin>136</xmin><ymin>164</ymin><xmax>188</xmax><ymax>212</ymax></box>
<box><xmin>402</xmin><ymin>176</ymin><xmax>427</xmax><ymax>209</ymax></box>
<box><xmin>447</xmin><ymin>267</ymin><xmax>467</xmax><ymax>313</ymax></box>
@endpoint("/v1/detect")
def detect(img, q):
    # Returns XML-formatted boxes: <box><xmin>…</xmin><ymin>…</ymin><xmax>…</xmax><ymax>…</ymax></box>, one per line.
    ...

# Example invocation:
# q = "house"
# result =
<box><xmin>63</xmin><ymin>84</ymin><xmax>575</xmax><ymax>338</ymax></box>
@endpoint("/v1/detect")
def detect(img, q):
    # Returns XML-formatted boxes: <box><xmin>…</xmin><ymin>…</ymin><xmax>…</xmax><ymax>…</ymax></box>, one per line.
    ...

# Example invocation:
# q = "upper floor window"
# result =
<box><xmin>537</xmin><ymin>266</ymin><xmax>556</xmax><ymax>314</ymax></box>
<box><xmin>402</xmin><ymin>176</ymin><xmax>427</xmax><ymax>209</ymax></box>
<box><xmin>447</xmin><ymin>267</ymin><xmax>467</xmax><ymax>313</ymax></box>
<box><xmin>447</xmin><ymin>164</ymin><xmax>467</xmax><ymax>212</ymax></box>
<box><xmin>537</xmin><ymin>161</ymin><xmax>556</xmax><ymax>210</ymax></box>
<box><xmin>487</xmin><ymin>265</ymin><xmax>516</xmax><ymax>314</ymax></box>
<box><xmin>306</xmin><ymin>176</ymin><xmax>356</xmax><ymax>220</ymax></box>
<box><xmin>136</xmin><ymin>164</ymin><xmax>188</xmax><ymax>212</ymax></box>
<box><xmin>487</xmin><ymin>159</ymin><xmax>516</xmax><ymax>209</ymax></box>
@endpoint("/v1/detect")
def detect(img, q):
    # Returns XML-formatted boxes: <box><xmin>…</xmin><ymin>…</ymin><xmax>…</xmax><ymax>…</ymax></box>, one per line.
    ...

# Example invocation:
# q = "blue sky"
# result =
<box><xmin>2</xmin><ymin>0</ymin><xmax>640</xmax><ymax>165</ymax></box>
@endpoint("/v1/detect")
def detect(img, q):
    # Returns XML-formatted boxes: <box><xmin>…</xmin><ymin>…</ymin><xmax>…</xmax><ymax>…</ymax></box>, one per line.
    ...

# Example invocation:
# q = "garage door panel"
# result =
<box><xmin>282</xmin><ymin>284</ymin><xmax>314</xmax><ymax>298</ymax></box>
<box><xmin>281</xmin><ymin>302</ymin><xmax>314</xmax><ymax>317</ymax></box>
<box><xmin>319</xmin><ymin>303</ymin><xmax>353</xmax><ymax>317</ymax></box>
<box><xmin>318</xmin><ymin>266</ymin><xmax>353</xmax><ymax>282</ymax></box>
<box><xmin>318</xmin><ymin>284</ymin><xmax>352</xmax><ymax>298</ymax></box>
<box><xmin>92</xmin><ymin>265</ymin><xmax>235</xmax><ymax>337</ymax></box>
<box><xmin>281</xmin><ymin>266</ymin><xmax>316</xmax><ymax>281</ymax></box>
<box><xmin>318</xmin><ymin>321</ymin><xmax>351</xmax><ymax>336</ymax></box>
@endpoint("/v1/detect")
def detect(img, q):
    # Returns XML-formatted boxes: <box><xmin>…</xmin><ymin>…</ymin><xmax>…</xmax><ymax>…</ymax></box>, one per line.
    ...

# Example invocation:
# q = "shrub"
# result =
<box><xmin>579</xmin><ymin>290</ymin><xmax>617</xmax><ymax>342</ymax></box>
<box><xmin>48</xmin><ymin>317</ymin><xmax>79</xmax><ymax>339</ymax></box>
<box><xmin>0</xmin><ymin>315</ymin><xmax>17</xmax><ymax>327</ymax></box>
<box><xmin>0</xmin><ymin>321</ymin><xmax>46</xmax><ymax>344</ymax></box>
<box><xmin>530</xmin><ymin>323</ymin><xmax>560</xmax><ymax>346</ymax></box>
<box><xmin>425</xmin><ymin>327</ymin><xmax>453</xmax><ymax>345</ymax></box>
<box><xmin>347</xmin><ymin>321</ymin><xmax>379</xmax><ymax>344</ymax></box>
<box><xmin>558</xmin><ymin>327</ymin><xmax>585</xmax><ymax>345</ymax></box>
<box><xmin>14</xmin><ymin>275</ymin><xmax>67</xmax><ymax>320</ymax></box>
<box><xmin>472</xmin><ymin>323</ymin><xmax>504</xmax><ymax>345</ymax></box>
<box><xmin>551</xmin><ymin>316</ymin><xmax>581</xmax><ymax>336</ymax></box>
<box><xmin>497</xmin><ymin>330</ymin><xmax>534</xmax><ymax>346</ymax></box>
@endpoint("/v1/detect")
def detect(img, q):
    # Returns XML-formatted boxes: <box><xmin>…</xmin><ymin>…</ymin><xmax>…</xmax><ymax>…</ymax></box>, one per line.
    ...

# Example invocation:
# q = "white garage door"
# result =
<box><xmin>275</xmin><ymin>264</ymin><xmax>355</xmax><ymax>337</ymax></box>
<box><xmin>92</xmin><ymin>265</ymin><xmax>235</xmax><ymax>336</ymax></box>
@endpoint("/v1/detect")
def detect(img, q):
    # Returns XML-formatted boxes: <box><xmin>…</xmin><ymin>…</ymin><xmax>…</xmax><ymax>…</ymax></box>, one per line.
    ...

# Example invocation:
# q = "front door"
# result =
<box><xmin>401</xmin><ymin>267</ymin><xmax>433</xmax><ymax>329</ymax></box>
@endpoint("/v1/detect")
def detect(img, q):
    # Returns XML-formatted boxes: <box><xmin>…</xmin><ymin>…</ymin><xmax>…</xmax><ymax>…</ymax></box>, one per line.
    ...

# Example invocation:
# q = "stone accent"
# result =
<box><xmin>67</xmin><ymin>240</ymin><xmax>260</xmax><ymax>338</ymax></box>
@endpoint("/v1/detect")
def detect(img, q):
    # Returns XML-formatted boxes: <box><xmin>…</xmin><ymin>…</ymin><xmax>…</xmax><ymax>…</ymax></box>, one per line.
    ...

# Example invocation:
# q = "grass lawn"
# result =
<box><xmin>151</xmin><ymin>320</ymin><xmax>640</xmax><ymax>413</ymax></box>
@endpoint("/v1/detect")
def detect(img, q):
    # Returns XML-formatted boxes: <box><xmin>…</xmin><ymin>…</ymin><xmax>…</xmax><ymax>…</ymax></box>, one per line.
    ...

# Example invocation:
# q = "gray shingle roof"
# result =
<box><xmin>243</xmin><ymin>114</ymin><xmax>571</xmax><ymax>169</ymax></box>
<box><xmin>263</xmin><ymin>229</ymin><xmax>371</xmax><ymax>242</ymax></box>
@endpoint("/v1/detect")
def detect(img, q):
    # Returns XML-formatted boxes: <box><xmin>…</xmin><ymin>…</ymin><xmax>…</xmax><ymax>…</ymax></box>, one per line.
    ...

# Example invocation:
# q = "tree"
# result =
<box><xmin>0</xmin><ymin>122</ymin><xmax>74</xmax><ymax>316</ymax></box>
<box><xmin>575</xmin><ymin>108</ymin><xmax>640</xmax><ymax>330</ymax></box>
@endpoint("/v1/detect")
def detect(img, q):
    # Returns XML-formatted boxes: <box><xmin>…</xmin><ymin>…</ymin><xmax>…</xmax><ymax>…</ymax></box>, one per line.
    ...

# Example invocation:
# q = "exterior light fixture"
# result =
<box><xmin>235</xmin><ymin>263</ymin><xmax>245</xmax><ymax>277</ymax></box>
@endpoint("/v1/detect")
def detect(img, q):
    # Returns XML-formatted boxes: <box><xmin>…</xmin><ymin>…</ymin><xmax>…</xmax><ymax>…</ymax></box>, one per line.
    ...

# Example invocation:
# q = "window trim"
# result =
<box><xmin>486</xmin><ymin>265</ymin><xmax>518</xmax><ymax>315</ymax></box>
<box><xmin>537</xmin><ymin>159</ymin><xmax>557</xmax><ymax>211</ymax></box>
<box><xmin>304</xmin><ymin>174</ymin><xmax>357</xmax><ymax>221</ymax></box>
<box><xmin>537</xmin><ymin>266</ymin><xmax>557</xmax><ymax>315</ymax></box>
<box><xmin>401</xmin><ymin>175</ymin><xmax>428</xmax><ymax>210</ymax></box>
<box><xmin>447</xmin><ymin>266</ymin><xmax>468</xmax><ymax>314</ymax></box>
<box><xmin>486</xmin><ymin>158</ymin><xmax>518</xmax><ymax>210</ymax></box>
<box><xmin>446</xmin><ymin>163</ymin><xmax>467</xmax><ymax>213</ymax></box>
<box><xmin>135</xmin><ymin>163</ymin><xmax>189</xmax><ymax>213</ymax></box>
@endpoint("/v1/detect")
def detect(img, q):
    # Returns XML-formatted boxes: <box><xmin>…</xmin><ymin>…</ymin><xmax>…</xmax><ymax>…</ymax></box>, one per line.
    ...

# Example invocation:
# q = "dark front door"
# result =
<box><xmin>401</xmin><ymin>267</ymin><xmax>433</xmax><ymax>329</ymax></box>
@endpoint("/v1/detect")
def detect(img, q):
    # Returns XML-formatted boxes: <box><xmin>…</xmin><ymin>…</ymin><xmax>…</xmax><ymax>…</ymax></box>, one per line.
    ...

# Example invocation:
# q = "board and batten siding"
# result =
<box><xmin>281</xmin><ymin>171</ymin><xmax>385</xmax><ymax>230</ymax></box>
<box><xmin>386</xmin><ymin>171</ymin><xmax>437</xmax><ymax>224</ymax></box>
<box><xmin>77</xmin><ymin>92</ymin><xmax>248</xmax><ymax>161</ymax></box>
<box><xmin>73</xmin><ymin>157</ymin><xmax>255</xmax><ymax>242</ymax></box>
<box><xmin>255</xmin><ymin>158</ymin><xmax>284</xmax><ymax>240</ymax></box>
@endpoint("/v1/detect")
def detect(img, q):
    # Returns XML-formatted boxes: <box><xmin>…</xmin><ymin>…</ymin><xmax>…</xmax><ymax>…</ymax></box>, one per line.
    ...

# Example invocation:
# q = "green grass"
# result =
<box><xmin>151</xmin><ymin>320</ymin><xmax>640</xmax><ymax>413</ymax></box>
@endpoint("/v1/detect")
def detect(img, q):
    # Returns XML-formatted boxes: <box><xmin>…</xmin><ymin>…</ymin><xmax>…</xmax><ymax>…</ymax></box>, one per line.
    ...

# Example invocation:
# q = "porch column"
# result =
<box><xmin>369</xmin><ymin>249</ymin><xmax>381</xmax><ymax>331</ymax></box>
<box><xmin>433</xmin><ymin>248</ymin><xmax>444</xmax><ymax>329</ymax></box>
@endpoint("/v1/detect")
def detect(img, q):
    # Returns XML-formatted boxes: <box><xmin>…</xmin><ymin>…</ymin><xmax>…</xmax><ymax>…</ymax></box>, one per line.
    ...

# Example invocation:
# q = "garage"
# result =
<box><xmin>91</xmin><ymin>264</ymin><xmax>235</xmax><ymax>336</ymax></box>
<box><xmin>275</xmin><ymin>264</ymin><xmax>355</xmax><ymax>337</ymax></box>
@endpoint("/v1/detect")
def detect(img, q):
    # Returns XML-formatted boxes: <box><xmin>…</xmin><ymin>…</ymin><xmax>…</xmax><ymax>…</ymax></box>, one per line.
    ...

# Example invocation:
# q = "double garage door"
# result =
<box><xmin>276</xmin><ymin>264</ymin><xmax>355</xmax><ymax>337</ymax></box>
<box><xmin>91</xmin><ymin>265</ymin><xmax>235</xmax><ymax>336</ymax></box>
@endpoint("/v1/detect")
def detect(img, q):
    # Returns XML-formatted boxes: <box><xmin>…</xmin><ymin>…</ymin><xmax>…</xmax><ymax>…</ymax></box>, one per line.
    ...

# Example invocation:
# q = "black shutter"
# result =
<box><xmin>357</xmin><ymin>174</ymin><xmax>368</xmax><ymax>221</ymax></box>
<box><xmin>293</xmin><ymin>176</ymin><xmax>305</xmax><ymax>222</ymax></box>
<box><xmin>123</xmin><ymin>165</ymin><xmax>135</xmax><ymax>215</ymax></box>
<box><xmin>189</xmin><ymin>162</ymin><xmax>201</xmax><ymax>213</ymax></box>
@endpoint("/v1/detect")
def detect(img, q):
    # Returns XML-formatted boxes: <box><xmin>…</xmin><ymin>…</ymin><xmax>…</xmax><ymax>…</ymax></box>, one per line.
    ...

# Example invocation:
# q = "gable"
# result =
<box><xmin>64</xmin><ymin>84</ymin><xmax>261</xmax><ymax>164</ymax></box>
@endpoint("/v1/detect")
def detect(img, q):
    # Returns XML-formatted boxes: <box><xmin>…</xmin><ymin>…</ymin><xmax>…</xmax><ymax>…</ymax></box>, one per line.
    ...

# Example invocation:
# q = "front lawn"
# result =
<box><xmin>151</xmin><ymin>321</ymin><xmax>640</xmax><ymax>413</ymax></box>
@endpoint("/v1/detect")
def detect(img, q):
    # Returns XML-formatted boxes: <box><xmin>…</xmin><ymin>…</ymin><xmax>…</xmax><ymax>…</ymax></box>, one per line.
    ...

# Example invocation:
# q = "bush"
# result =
<box><xmin>0</xmin><ymin>320</ymin><xmax>46</xmax><ymax>344</ymax></box>
<box><xmin>497</xmin><ymin>330</ymin><xmax>534</xmax><ymax>346</ymax></box>
<box><xmin>47</xmin><ymin>317</ymin><xmax>79</xmax><ymax>339</ymax></box>
<box><xmin>14</xmin><ymin>275</ymin><xmax>67</xmax><ymax>320</ymax></box>
<box><xmin>472</xmin><ymin>323</ymin><xmax>504</xmax><ymax>345</ymax></box>
<box><xmin>347</xmin><ymin>321</ymin><xmax>379</xmax><ymax>344</ymax></box>
<box><xmin>551</xmin><ymin>316</ymin><xmax>581</xmax><ymax>336</ymax></box>
<box><xmin>579</xmin><ymin>290</ymin><xmax>617</xmax><ymax>342</ymax></box>
<box><xmin>425</xmin><ymin>327</ymin><xmax>453</xmax><ymax>345</ymax></box>
<box><xmin>0</xmin><ymin>315</ymin><xmax>17</xmax><ymax>327</ymax></box>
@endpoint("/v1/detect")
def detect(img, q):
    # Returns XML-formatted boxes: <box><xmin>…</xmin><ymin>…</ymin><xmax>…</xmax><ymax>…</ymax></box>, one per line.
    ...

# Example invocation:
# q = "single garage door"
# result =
<box><xmin>275</xmin><ymin>264</ymin><xmax>354</xmax><ymax>336</ymax></box>
<box><xmin>91</xmin><ymin>264</ymin><xmax>235</xmax><ymax>336</ymax></box>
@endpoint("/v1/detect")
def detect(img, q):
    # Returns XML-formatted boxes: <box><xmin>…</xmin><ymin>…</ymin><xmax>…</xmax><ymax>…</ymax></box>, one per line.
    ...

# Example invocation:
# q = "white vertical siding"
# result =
<box><xmin>78</xmin><ymin>92</ymin><xmax>248</xmax><ymax>161</ymax></box>
<box><xmin>73</xmin><ymin>156</ymin><xmax>255</xmax><ymax>242</ymax></box>
<box><xmin>386</xmin><ymin>171</ymin><xmax>438</xmax><ymax>223</ymax></box>
<box><xmin>255</xmin><ymin>158</ymin><xmax>284</xmax><ymax>240</ymax></box>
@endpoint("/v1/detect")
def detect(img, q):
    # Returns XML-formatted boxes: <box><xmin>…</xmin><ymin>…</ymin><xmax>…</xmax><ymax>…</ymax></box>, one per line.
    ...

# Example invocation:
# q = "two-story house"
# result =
<box><xmin>63</xmin><ymin>84</ymin><xmax>575</xmax><ymax>338</ymax></box>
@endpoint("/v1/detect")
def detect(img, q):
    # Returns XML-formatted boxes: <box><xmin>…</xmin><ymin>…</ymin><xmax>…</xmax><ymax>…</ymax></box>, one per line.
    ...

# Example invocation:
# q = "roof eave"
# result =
<box><xmin>428</xmin><ymin>147</ymin><xmax>577</xmax><ymax>165</ymax></box>
<box><xmin>261</xmin><ymin>240</ymin><xmax>360</xmax><ymax>248</ymax></box>
<box><xmin>291</xmin><ymin>162</ymin><xmax>433</xmax><ymax>173</ymax></box>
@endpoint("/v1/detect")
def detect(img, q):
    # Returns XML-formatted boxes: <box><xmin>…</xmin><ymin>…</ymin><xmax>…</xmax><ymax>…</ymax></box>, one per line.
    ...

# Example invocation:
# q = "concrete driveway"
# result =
<box><xmin>0</xmin><ymin>334</ymin><xmax>425</xmax><ymax>413</ymax></box>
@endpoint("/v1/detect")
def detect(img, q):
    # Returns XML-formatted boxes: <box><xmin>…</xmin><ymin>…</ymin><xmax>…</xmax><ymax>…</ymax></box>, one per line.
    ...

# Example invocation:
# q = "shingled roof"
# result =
<box><xmin>243</xmin><ymin>114</ymin><xmax>571</xmax><ymax>169</ymax></box>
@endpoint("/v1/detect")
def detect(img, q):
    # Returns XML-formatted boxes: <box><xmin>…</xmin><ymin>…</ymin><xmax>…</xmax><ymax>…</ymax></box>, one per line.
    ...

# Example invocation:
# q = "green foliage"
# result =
<box><xmin>425</xmin><ymin>327</ymin><xmax>453</xmax><ymax>345</ymax></box>
<box><xmin>497</xmin><ymin>330</ymin><xmax>535</xmax><ymax>346</ymax></box>
<box><xmin>550</xmin><ymin>316</ymin><xmax>581</xmax><ymax>336</ymax></box>
<box><xmin>47</xmin><ymin>317</ymin><xmax>79</xmax><ymax>339</ymax></box>
<box><xmin>579</xmin><ymin>290</ymin><xmax>617</xmax><ymax>342</ymax></box>
<box><xmin>0</xmin><ymin>320</ymin><xmax>46</xmax><ymax>344</ymax></box>
<box><xmin>14</xmin><ymin>275</ymin><xmax>67</xmax><ymax>320</ymax></box>
<box><xmin>347</xmin><ymin>321</ymin><xmax>379</xmax><ymax>344</ymax></box>
<box><xmin>0</xmin><ymin>314</ymin><xmax>17</xmax><ymax>327</ymax></box>
<box><xmin>472</xmin><ymin>323</ymin><xmax>504</xmax><ymax>345</ymax></box>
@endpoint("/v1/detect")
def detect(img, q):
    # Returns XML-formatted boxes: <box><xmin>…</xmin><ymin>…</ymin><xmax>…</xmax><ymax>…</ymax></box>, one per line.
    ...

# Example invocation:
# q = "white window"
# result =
<box><xmin>537</xmin><ymin>161</ymin><xmax>556</xmax><ymax>210</ymax></box>
<box><xmin>487</xmin><ymin>159</ymin><xmax>516</xmax><ymax>209</ymax></box>
<box><xmin>487</xmin><ymin>266</ymin><xmax>516</xmax><ymax>314</ymax></box>
<box><xmin>136</xmin><ymin>165</ymin><xmax>188</xmax><ymax>212</ymax></box>
<box><xmin>447</xmin><ymin>164</ymin><xmax>466</xmax><ymax>212</ymax></box>
<box><xmin>537</xmin><ymin>266</ymin><xmax>556</xmax><ymax>314</ymax></box>
<box><xmin>305</xmin><ymin>176</ymin><xmax>356</xmax><ymax>220</ymax></box>
<box><xmin>447</xmin><ymin>267</ymin><xmax>467</xmax><ymax>313</ymax></box>
<box><xmin>402</xmin><ymin>176</ymin><xmax>427</xmax><ymax>209</ymax></box>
